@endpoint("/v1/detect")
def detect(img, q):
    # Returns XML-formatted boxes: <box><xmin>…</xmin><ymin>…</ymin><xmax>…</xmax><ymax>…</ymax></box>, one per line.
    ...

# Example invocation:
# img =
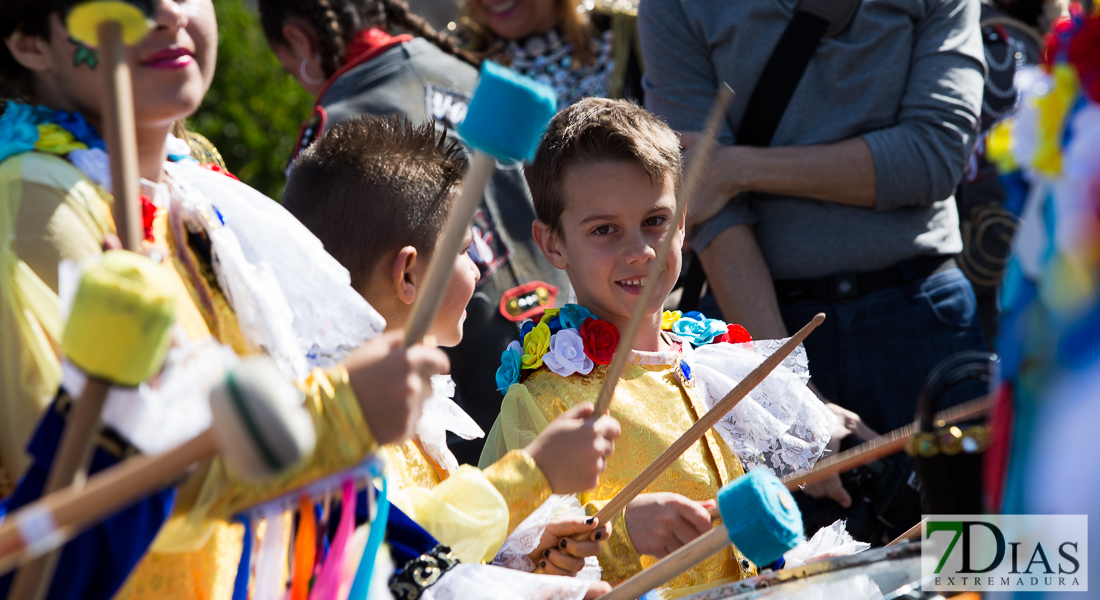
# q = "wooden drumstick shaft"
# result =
<box><xmin>101</xmin><ymin>21</ymin><xmax>143</xmax><ymax>253</ymax></box>
<box><xmin>602</xmin><ymin>525</ymin><xmax>731</xmax><ymax>600</ymax></box>
<box><xmin>591</xmin><ymin>313</ymin><xmax>824</xmax><ymax>526</ymax></box>
<box><xmin>886</xmin><ymin>520</ymin><xmax>923</xmax><ymax>547</ymax></box>
<box><xmin>401</xmin><ymin>153</ymin><xmax>495</xmax><ymax>348</ymax></box>
<box><xmin>0</xmin><ymin>430</ymin><xmax>217</xmax><ymax>576</ymax></box>
<box><xmin>783</xmin><ymin>395</ymin><xmax>990</xmax><ymax>490</ymax></box>
<box><xmin>591</xmin><ymin>85</ymin><xmax>734</xmax><ymax>417</ymax></box>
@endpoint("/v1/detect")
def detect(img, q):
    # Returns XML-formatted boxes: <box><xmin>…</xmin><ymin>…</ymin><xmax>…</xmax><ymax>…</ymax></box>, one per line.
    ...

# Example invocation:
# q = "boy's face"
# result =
<box><xmin>535</xmin><ymin>161</ymin><xmax>682</xmax><ymax>331</ymax></box>
<box><xmin>429</xmin><ymin>228</ymin><xmax>480</xmax><ymax>347</ymax></box>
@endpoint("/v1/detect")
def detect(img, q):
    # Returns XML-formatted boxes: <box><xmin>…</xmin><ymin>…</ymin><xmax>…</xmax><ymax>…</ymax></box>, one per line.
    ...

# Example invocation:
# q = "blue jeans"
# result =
<box><xmin>702</xmin><ymin>267</ymin><xmax>988</xmax><ymax>433</ymax></box>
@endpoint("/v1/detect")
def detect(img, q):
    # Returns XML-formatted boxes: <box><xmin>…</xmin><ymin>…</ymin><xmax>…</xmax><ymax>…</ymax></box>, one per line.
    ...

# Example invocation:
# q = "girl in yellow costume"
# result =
<box><xmin>480</xmin><ymin>98</ymin><xmax>835</xmax><ymax>592</ymax></box>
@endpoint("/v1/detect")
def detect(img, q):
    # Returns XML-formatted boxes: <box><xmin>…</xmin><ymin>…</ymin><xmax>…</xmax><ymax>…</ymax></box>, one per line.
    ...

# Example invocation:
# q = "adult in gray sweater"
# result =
<box><xmin>640</xmin><ymin>0</ymin><xmax>988</xmax><ymax>541</ymax></box>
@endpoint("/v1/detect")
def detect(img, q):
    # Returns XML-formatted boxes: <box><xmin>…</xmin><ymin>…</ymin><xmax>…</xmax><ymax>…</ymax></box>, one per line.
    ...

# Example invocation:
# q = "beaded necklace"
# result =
<box><xmin>496</xmin><ymin>27</ymin><xmax>614</xmax><ymax>110</ymax></box>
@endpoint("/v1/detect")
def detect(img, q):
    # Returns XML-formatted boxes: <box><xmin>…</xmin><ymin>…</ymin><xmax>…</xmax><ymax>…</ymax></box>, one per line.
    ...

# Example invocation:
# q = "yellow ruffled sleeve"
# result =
<box><xmin>478</xmin><ymin>383</ymin><xmax>552</xmax><ymax>468</ymax></box>
<box><xmin>482</xmin><ymin>449</ymin><xmax>552</xmax><ymax>532</ymax></box>
<box><xmin>0</xmin><ymin>152</ymin><xmax>111</xmax><ymax>487</ymax></box>
<box><xmin>388</xmin><ymin>464</ymin><xmax>510</xmax><ymax>564</ymax></box>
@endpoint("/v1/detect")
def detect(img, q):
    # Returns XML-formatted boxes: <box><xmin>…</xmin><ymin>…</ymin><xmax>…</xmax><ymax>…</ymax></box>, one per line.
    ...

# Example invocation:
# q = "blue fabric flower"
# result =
<box><xmin>520</xmin><ymin>320</ymin><xmax>535</xmax><ymax>340</ymax></box>
<box><xmin>672</xmin><ymin>317</ymin><xmax>728</xmax><ymax>346</ymax></box>
<box><xmin>682</xmin><ymin>311</ymin><xmax>706</xmax><ymax>322</ymax></box>
<box><xmin>0</xmin><ymin>101</ymin><xmax>47</xmax><ymax>163</ymax></box>
<box><xmin>546</xmin><ymin>315</ymin><xmax>562</xmax><ymax>334</ymax></box>
<box><xmin>559</xmin><ymin>304</ymin><xmax>595</xmax><ymax>330</ymax></box>
<box><xmin>53</xmin><ymin>110</ymin><xmax>105</xmax><ymax>150</ymax></box>
<box><xmin>496</xmin><ymin>344</ymin><xmax>523</xmax><ymax>394</ymax></box>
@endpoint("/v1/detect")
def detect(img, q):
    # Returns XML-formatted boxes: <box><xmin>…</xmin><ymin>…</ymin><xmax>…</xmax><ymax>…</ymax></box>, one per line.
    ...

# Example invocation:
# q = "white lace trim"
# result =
<box><xmin>423</xmin><ymin>563</ymin><xmax>589</xmax><ymax>600</ymax></box>
<box><xmin>492</xmin><ymin>495</ymin><xmax>601</xmax><ymax>581</ymax></box>
<box><xmin>683</xmin><ymin>338</ymin><xmax>835</xmax><ymax>478</ymax></box>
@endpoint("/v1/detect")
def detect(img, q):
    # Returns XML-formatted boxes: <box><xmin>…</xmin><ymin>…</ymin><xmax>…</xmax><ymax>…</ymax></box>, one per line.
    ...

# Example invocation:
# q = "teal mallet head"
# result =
<box><xmin>718</xmin><ymin>468</ymin><xmax>805</xmax><ymax>566</ymax></box>
<box><xmin>457</xmin><ymin>60</ymin><xmax>557</xmax><ymax>162</ymax></box>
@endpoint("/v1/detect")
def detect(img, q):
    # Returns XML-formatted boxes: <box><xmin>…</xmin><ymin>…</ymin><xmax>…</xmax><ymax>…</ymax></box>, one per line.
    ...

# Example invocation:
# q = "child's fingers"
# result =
<box><xmin>593</xmin><ymin>413</ymin><xmax>621</xmax><ymax>440</ymax></box>
<box><xmin>545</xmin><ymin>516</ymin><xmax>600</xmax><ymax>538</ymax></box>
<box><xmin>544</xmin><ymin>548</ymin><xmax>585</xmax><ymax>574</ymax></box>
<box><xmin>676</xmin><ymin>499</ymin><xmax>713</xmax><ymax>536</ymax></box>
<box><xmin>588</xmin><ymin>521</ymin><xmax>611</xmax><ymax>542</ymax></box>
<box><xmin>562</xmin><ymin>537</ymin><xmax>601</xmax><ymax>558</ymax></box>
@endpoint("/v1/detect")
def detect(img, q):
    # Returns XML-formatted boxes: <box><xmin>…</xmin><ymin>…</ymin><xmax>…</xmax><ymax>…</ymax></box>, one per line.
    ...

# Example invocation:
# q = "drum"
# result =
<box><xmin>676</xmin><ymin>543</ymin><xmax>927</xmax><ymax>600</ymax></box>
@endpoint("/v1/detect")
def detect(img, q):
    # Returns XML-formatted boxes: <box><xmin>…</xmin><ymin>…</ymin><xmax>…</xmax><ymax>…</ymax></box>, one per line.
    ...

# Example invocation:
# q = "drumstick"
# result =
<box><xmin>401</xmin><ymin>62</ymin><xmax>556</xmax><ymax>348</ymax></box>
<box><xmin>590</xmin><ymin>313</ymin><xmax>824</xmax><ymax>527</ymax></box>
<box><xmin>591</xmin><ymin>84</ymin><xmax>735</xmax><ymax>416</ymax></box>
<box><xmin>0</xmin><ymin>358</ymin><xmax>316</xmax><ymax>577</ymax></box>
<box><xmin>701</xmin><ymin>395</ymin><xmax>991</xmax><ymax>520</ymax></box>
<box><xmin>782</xmin><ymin>395</ymin><xmax>990</xmax><ymax>490</ymax></box>
<box><xmin>603</xmin><ymin>470</ymin><xmax>801</xmax><ymax>600</ymax></box>
<box><xmin>886</xmin><ymin>520</ymin><xmax>923</xmax><ymax>547</ymax></box>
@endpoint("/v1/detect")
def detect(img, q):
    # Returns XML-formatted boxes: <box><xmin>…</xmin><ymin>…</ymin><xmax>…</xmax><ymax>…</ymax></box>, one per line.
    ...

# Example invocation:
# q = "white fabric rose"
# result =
<box><xmin>542</xmin><ymin>329</ymin><xmax>594</xmax><ymax>377</ymax></box>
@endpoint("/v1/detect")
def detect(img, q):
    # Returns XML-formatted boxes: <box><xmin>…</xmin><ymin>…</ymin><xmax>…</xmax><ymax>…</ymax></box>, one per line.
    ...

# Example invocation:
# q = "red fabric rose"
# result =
<box><xmin>726</xmin><ymin>324</ymin><xmax>752</xmax><ymax>344</ymax></box>
<box><xmin>199</xmin><ymin>162</ymin><xmax>240</xmax><ymax>181</ymax></box>
<box><xmin>712</xmin><ymin>323</ymin><xmax>752</xmax><ymax>345</ymax></box>
<box><xmin>140</xmin><ymin>194</ymin><xmax>156</xmax><ymax>242</ymax></box>
<box><xmin>1068</xmin><ymin>15</ymin><xmax>1100</xmax><ymax>102</ymax></box>
<box><xmin>580</xmin><ymin>318</ymin><xmax>619</xmax><ymax>365</ymax></box>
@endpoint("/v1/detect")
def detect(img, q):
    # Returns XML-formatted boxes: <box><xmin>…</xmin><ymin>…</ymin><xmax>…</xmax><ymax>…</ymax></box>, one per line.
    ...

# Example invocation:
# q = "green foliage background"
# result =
<box><xmin>188</xmin><ymin>0</ymin><xmax>312</xmax><ymax>200</ymax></box>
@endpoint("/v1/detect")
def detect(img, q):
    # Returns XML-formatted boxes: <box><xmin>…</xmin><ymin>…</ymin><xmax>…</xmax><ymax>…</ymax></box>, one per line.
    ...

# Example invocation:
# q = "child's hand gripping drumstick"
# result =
<box><xmin>401</xmin><ymin>61</ymin><xmax>557</xmax><ymax>349</ymax></box>
<box><xmin>602</xmin><ymin>469</ymin><xmax>805</xmax><ymax>600</ymax></box>
<box><xmin>589</xmin><ymin>313</ymin><xmax>824</xmax><ymax>530</ymax></box>
<box><xmin>590</xmin><ymin>84</ymin><xmax>735</xmax><ymax>418</ymax></box>
<box><xmin>0</xmin><ymin>357</ymin><xmax>317</xmax><ymax>578</ymax></box>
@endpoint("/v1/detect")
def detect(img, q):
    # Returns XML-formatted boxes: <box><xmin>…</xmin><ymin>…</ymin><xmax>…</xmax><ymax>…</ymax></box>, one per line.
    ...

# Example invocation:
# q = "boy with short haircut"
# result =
<box><xmin>283</xmin><ymin>115</ymin><xmax>619</xmax><ymax>577</ymax></box>
<box><xmin>480</xmin><ymin>98</ymin><xmax>833</xmax><ymax>589</ymax></box>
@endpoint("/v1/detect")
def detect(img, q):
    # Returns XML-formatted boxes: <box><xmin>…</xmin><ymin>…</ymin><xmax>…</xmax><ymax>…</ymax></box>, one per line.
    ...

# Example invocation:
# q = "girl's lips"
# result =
<box><xmin>485</xmin><ymin>0</ymin><xmax>519</xmax><ymax>19</ymax></box>
<box><xmin>141</xmin><ymin>49</ymin><xmax>195</xmax><ymax>70</ymax></box>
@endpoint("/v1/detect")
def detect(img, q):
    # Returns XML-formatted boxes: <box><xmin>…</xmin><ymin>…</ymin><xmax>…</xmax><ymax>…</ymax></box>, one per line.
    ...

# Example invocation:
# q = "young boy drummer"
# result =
<box><xmin>282</xmin><ymin>115</ymin><xmax>620</xmax><ymax>577</ymax></box>
<box><xmin>480</xmin><ymin>98</ymin><xmax>835</xmax><ymax>590</ymax></box>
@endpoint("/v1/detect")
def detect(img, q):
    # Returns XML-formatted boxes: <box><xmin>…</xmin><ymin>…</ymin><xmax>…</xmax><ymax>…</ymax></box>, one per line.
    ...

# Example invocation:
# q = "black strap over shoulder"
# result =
<box><xmin>678</xmin><ymin>0</ymin><xmax>861</xmax><ymax>312</ymax></box>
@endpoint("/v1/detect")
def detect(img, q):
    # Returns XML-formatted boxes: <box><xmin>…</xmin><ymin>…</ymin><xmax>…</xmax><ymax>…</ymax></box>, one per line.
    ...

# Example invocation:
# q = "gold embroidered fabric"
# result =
<box><xmin>481</xmin><ymin>350</ymin><xmax>755</xmax><ymax>589</ymax></box>
<box><xmin>481</xmin><ymin>449</ymin><xmax>552</xmax><ymax>532</ymax></box>
<box><xmin>385</xmin><ymin>440</ymin><xmax>444</xmax><ymax>491</ymax></box>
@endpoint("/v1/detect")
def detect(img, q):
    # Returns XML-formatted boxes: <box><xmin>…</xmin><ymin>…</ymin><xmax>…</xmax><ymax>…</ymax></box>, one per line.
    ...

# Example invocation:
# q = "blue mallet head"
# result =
<box><xmin>457</xmin><ymin>61</ymin><xmax>557</xmax><ymax>162</ymax></box>
<box><xmin>718</xmin><ymin>468</ymin><xmax>804</xmax><ymax>567</ymax></box>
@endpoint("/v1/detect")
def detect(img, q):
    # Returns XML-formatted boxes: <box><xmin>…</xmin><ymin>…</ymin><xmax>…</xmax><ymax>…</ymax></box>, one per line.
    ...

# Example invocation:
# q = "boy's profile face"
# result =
<box><xmin>430</xmin><ymin>228</ymin><xmax>480</xmax><ymax>347</ymax></box>
<box><xmin>535</xmin><ymin>161</ymin><xmax>682</xmax><ymax>332</ymax></box>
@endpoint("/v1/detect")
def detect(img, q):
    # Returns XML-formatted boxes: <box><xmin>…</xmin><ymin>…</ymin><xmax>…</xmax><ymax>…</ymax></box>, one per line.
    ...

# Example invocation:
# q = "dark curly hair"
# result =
<box><xmin>258</xmin><ymin>0</ymin><xmax>478</xmax><ymax>79</ymax></box>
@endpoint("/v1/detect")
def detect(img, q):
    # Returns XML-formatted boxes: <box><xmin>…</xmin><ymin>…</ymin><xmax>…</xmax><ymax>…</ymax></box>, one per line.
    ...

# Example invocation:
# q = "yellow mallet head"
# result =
<box><xmin>62</xmin><ymin>250</ymin><xmax>177</xmax><ymax>387</ymax></box>
<box><xmin>65</xmin><ymin>0</ymin><xmax>155</xmax><ymax>47</ymax></box>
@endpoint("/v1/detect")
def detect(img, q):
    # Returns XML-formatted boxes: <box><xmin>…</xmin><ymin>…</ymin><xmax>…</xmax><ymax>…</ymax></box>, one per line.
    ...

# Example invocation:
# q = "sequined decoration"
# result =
<box><xmin>499</xmin><ymin>28</ymin><xmax>615</xmax><ymax>110</ymax></box>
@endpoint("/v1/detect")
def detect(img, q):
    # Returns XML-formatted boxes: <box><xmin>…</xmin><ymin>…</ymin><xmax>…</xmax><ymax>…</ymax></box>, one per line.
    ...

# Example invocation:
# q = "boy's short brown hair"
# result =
<box><xmin>283</xmin><ymin>116</ymin><xmax>466</xmax><ymax>292</ymax></box>
<box><xmin>526</xmin><ymin>98</ymin><xmax>682</xmax><ymax>234</ymax></box>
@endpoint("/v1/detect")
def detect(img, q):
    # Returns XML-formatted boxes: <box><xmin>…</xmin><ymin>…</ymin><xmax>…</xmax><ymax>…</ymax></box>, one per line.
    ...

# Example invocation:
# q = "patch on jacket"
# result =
<box><xmin>499</xmin><ymin>281</ymin><xmax>558</xmax><ymax>322</ymax></box>
<box><xmin>425</xmin><ymin>85</ymin><xmax>471</xmax><ymax>132</ymax></box>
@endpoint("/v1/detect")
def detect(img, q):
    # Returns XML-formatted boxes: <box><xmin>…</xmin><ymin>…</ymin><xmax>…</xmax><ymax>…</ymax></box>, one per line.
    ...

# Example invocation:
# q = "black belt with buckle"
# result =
<box><xmin>774</xmin><ymin>256</ymin><xmax>957</xmax><ymax>304</ymax></box>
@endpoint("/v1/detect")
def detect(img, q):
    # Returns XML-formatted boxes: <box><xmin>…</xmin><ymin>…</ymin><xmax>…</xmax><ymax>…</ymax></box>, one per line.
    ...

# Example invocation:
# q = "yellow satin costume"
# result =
<box><xmin>480</xmin><ymin>348</ymin><xmax>757</xmax><ymax>589</ymax></box>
